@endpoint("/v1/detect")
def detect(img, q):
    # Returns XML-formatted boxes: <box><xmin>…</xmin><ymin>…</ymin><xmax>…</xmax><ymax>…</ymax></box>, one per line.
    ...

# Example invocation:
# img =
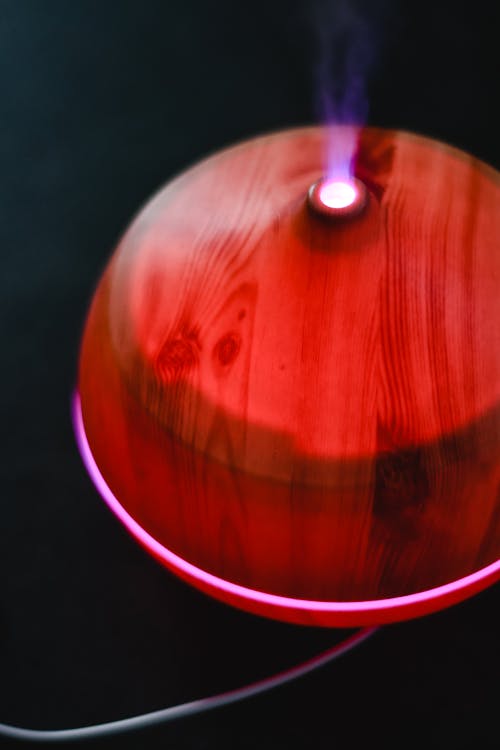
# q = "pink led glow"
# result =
<box><xmin>72</xmin><ymin>392</ymin><xmax>500</xmax><ymax>627</ymax></box>
<box><xmin>319</xmin><ymin>180</ymin><xmax>357</xmax><ymax>209</ymax></box>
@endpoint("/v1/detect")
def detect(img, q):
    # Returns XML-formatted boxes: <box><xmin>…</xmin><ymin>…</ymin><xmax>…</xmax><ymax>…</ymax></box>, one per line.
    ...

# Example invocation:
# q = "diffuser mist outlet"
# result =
<box><xmin>77</xmin><ymin>126</ymin><xmax>500</xmax><ymax>627</ymax></box>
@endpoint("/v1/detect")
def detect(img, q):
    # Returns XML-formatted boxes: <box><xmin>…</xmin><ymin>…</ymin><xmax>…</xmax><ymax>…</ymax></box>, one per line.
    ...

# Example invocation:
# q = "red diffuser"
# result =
<box><xmin>77</xmin><ymin>127</ymin><xmax>500</xmax><ymax>627</ymax></box>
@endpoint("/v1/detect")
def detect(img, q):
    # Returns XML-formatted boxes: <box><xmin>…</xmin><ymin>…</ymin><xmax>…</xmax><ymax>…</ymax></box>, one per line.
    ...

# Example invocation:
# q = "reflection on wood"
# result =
<box><xmin>79</xmin><ymin>127</ymin><xmax>500</xmax><ymax>623</ymax></box>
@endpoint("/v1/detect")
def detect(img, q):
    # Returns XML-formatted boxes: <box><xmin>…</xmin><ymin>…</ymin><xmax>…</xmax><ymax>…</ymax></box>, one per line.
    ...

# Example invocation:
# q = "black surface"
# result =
<box><xmin>1</xmin><ymin>1</ymin><xmax>499</xmax><ymax>748</ymax></box>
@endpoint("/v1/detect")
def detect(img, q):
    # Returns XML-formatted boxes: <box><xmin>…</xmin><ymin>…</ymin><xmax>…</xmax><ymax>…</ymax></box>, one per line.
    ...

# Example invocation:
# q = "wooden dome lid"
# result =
<box><xmin>107</xmin><ymin>127</ymin><xmax>499</xmax><ymax>484</ymax></box>
<box><xmin>78</xmin><ymin>127</ymin><xmax>500</xmax><ymax>625</ymax></box>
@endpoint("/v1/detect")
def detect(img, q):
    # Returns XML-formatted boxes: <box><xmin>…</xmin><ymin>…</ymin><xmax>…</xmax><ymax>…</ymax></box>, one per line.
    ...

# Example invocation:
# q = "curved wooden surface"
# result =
<box><xmin>79</xmin><ymin>127</ymin><xmax>500</xmax><ymax>624</ymax></box>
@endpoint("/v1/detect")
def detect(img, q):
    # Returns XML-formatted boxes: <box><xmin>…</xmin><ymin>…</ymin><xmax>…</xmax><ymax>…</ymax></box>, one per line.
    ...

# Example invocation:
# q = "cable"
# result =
<box><xmin>0</xmin><ymin>626</ymin><xmax>376</xmax><ymax>743</ymax></box>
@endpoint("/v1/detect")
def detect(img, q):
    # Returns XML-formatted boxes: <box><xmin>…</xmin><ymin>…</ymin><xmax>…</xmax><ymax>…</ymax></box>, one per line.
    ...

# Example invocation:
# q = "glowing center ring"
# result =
<box><xmin>308</xmin><ymin>176</ymin><xmax>368</xmax><ymax>220</ymax></box>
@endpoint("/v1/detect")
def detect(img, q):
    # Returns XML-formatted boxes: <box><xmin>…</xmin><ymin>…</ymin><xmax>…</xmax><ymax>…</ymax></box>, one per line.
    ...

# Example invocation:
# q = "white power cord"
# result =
<box><xmin>0</xmin><ymin>626</ymin><xmax>376</xmax><ymax>743</ymax></box>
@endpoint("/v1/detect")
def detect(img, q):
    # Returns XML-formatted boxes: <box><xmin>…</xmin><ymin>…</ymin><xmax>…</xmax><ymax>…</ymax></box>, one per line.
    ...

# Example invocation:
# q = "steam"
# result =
<box><xmin>312</xmin><ymin>0</ymin><xmax>382</xmax><ymax>181</ymax></box>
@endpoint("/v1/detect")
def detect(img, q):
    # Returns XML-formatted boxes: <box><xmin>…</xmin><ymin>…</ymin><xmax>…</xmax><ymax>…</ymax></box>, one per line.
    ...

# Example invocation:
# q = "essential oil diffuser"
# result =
<box><xmin>77</xmin><ymin>126</ymin><xmax>500</xmax><ymax>627</ymax></box>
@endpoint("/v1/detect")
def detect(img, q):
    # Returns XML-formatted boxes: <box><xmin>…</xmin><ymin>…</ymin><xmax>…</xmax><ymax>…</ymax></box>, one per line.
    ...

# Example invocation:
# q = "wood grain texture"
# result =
<box><xmin>79</xmin><ymin>127</ymin><xmax>500</xmax><ymax>623</ymax></box>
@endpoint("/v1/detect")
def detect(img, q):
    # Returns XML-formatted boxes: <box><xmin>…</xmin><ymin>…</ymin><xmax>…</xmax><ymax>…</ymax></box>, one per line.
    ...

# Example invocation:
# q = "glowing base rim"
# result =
<box><xmin>72</xmin><ymin>392</ymin><xmax>500</xmax><ymax>627</ymax></box>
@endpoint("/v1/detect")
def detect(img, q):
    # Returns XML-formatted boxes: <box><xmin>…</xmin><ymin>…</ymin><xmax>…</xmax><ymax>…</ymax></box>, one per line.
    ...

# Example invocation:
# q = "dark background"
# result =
<box><xmin>1</xmin><ymin>1</ymin><xmax>499</xmax><ymax>748</ymax></box>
